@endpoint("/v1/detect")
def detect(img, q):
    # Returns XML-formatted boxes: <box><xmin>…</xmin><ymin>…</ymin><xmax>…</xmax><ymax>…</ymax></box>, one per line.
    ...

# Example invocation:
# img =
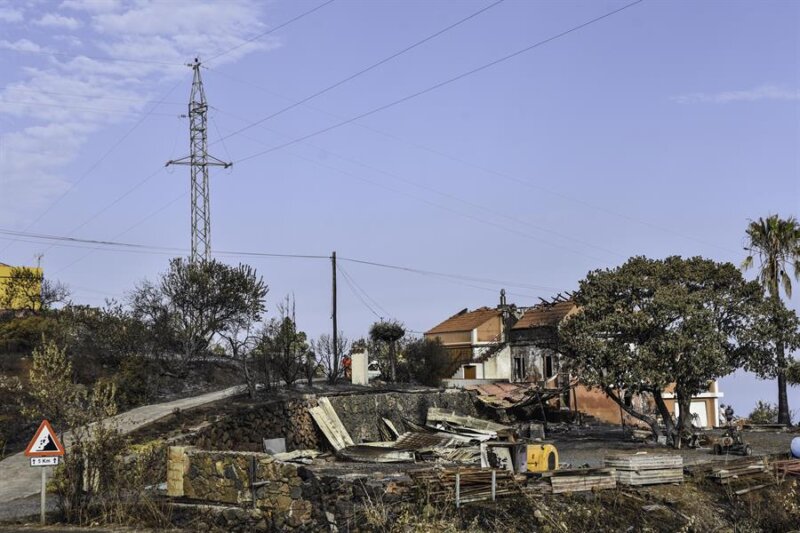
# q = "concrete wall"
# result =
<box><xmin>483</xmin><ymin>345</ymin><xmax>511</xmax><ymax>380</ymax></box>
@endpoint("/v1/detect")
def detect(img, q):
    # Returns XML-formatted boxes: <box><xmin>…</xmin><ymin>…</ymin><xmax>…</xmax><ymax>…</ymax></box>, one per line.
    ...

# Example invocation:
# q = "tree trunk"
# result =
<box><xmin>674</xmin><ymin>388</ymin><xmax>694</xmax><ymax>447</ymax></box>
<box><xmin>602</xmin><ymin>386</ymin><xmax>661</xmax><ymax>439</ymax></box>
<box><xmin>242</xmin><ymin>358</ymin><xmax>256</xmax><ymax>399</ymax></box>
<box><xmin>653</xmin><ymin>389</ymin><xmax>677</xmax><ymax>447</ymax></box>
<box><xmin>389</xmin><ymin>343</ymin><xmax>397</xmax><ymax>383</ymax></box>
<box><xmin>777</xmin><ymin>342</ymin><xmax>791</xmax><ymax>424</ymax></box>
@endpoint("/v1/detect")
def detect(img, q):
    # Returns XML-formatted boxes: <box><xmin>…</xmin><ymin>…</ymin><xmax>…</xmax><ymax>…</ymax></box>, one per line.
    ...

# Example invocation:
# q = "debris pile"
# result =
<box><xmin>707</xmin><ymin>457</ymin><xmax>769</xmax><ymax>485</ymax></box>
<box><xmin>309</xmin><ymin>396</ymin><xmax>543</xmax><ymax>470</ymax></box>
<box><xmin>773</xmin><ymin>458</ymin><xmax>800</xmax><ymax>478</ymax></box>
<box><xmin>410</xmin><ymin>466</ymin><xmax>520</xmax><ymax>504</ymax></box>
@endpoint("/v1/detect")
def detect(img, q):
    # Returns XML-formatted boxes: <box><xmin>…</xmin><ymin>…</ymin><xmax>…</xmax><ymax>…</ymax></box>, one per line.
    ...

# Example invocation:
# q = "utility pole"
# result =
<box><xmin>167</xmin><ymin>58</ymin><xmax>231</xmax><ymax>263</ymax></box>
<box><xmin>331</xmin><ymin>251</ymin><xmax>338</xmax><ymax>366</ymax></box>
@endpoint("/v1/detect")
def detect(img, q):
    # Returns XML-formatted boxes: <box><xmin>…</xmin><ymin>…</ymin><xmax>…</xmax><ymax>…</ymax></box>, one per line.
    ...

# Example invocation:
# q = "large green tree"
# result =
<box><xmin>742</xmin><ymin>215</ymin><xmax>800</xmax><ymax>424</ymax></box>
<box><xmin>130</xmin><ymin>258</ymin><xmax>267</xmax><ymax>366</ymax></box>
<box><xmin>559</xmin><ymin>256</ymin><xmax>763</xmax><ymax>445</ymax></box>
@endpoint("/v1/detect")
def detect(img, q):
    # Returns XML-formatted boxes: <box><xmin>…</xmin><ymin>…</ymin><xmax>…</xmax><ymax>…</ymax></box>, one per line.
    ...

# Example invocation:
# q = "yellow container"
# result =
<box><xmin>527</xmin><ymin>443</ymin><xmax>558</xmax><ymax>472</ymax></box>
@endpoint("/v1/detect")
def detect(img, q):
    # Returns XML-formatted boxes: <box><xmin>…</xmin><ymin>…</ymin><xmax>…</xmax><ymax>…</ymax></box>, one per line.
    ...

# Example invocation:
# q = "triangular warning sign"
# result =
<box><xmin>25</xmin><ymin>420</ymin><xmax>65</xmax><ymax>457</ymax></box>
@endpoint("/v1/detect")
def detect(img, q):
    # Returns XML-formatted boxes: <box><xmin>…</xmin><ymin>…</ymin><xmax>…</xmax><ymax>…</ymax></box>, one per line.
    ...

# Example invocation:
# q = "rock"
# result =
<box><xmin>222</xmin><ymin>507</ymin><xmax>249</xmax><ymax>523</ymax></box>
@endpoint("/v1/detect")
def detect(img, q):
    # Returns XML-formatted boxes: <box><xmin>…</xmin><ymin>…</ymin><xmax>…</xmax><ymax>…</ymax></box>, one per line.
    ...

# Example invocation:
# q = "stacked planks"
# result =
<box><xmin>774</xmin><ymin>458</ymin><xmax>800</xmax><ymax>478</ymax></box>
<box><xmin>707</xmin><ymin>457</ymin><xmax>769</xmax><ymax>485</ymax></box>
<box><xmin>539</xmin><ymin>468</ymin><xmax>617</xmax><ymax>494</ymax></box>
<box><xmin>411</xmin><ymin>466</ymin><xmax>519</xmax><ymax>504</ymax></box>
<box><xmin>604</xmin><ymin>453</ymin><xmax>683</xmax><ymax>486</ymax></box>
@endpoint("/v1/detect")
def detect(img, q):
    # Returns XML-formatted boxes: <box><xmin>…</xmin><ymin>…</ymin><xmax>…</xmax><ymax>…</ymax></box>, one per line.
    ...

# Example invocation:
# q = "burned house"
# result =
<box><xmin>424</xmin><ymin>293</ymin><xmax>724</xmax><ymax>429</ymax></box>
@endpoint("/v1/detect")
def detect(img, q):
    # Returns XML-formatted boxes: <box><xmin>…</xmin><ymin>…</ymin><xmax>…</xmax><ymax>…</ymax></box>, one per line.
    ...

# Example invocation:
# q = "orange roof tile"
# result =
<box><xmin>512</xmin><ymin>300</ymin><xmax>577</xmax><ymax>329</ymax></box>
<box><xmin>426</xmin><ymin>307</ymin><xmax>501</xmax><ymax>335</ymax></box>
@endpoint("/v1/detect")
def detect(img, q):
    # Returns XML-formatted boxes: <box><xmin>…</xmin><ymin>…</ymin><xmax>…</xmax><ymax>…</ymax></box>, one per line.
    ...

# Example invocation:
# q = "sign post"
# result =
<box><xmin>24</xmin><ymin>420</ymin><xmax>65</xmax><ymax>525</ymax></box>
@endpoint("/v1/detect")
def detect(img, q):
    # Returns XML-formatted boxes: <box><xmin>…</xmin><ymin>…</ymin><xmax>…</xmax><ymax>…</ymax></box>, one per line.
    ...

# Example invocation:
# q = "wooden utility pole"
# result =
<box><xmin>331</xmin><ymin>251</ymin><xmax>338</xmax><ymax>367</ymax></box>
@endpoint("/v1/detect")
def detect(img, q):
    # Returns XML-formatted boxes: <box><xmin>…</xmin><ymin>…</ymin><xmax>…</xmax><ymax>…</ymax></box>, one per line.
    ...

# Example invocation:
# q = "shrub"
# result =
<box><xmin>405</xmin><ymin>338</ymin><xmax>450</xmax><ymax>387</ymax></box>
<box><xmin>748</xmin><ymin>400</ymin><xmax>779</xmax><ymax>424</ymax></box>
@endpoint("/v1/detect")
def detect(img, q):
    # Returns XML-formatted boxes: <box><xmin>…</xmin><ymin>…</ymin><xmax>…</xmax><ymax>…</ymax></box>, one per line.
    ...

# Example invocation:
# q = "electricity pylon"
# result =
<box><xmin>167</xmin><ymin>58</ymin><xmax>231</xmax><ymax>263</ymax></box>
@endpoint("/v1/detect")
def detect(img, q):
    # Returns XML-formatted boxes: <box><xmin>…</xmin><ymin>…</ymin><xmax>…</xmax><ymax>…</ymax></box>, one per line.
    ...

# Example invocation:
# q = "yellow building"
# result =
<box><xmin>0</xmin><ymin>262</ymin><xmax>43</xmax><ymax>311</ymax></box>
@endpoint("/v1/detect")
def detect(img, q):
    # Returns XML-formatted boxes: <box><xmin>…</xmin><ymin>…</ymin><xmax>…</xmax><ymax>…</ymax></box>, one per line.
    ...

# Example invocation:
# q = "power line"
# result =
<box><xmin>207</xmin><ymin>107</ymin><xmax>610</xmax><ymax>262</ymax></box>
<box><xmin>211</xmin><ymin>54</ymin><xmax>732</xmax><ymax>257</ymax></box>
<box><xmin>0</xmin><ymin>77</ymin><xmax>187</xmax><ymax>256</ymax></box>
<box><xmin>209</xmin><ymin>0</ymin><xmax>505</xmax><ymax>146</ymax></box>
<box><xmin>337</xmin><ymin>264</ymin><xmax>382</xmax><ymax>319</ymax></box>
<box><xmin>337</xmin><ymin>263</ymin><xmax>391</xmax><ymax>318</ymax></box>
<box><xmin>213</xmin><ymin>106</ymin><xmax>619</xmax><ymax>260</ymax></box>
<box><xmin>0</xmin><ymin>227</ymin><xmax>556</xmax><ymax>292</ymax></box>
<box><xmin>1</xmin><ymin>3</ymin><xmax>336</xmax><ymax>264</ymax></box>
<box><xmin>205</xmin><ymin>0</ymin><xmax>338</xmax><ymax>64</ymax></box>
<box><xmin>231</xmin><ymin>0</ymin><xmax>644</xmax><ymax>165</ymax></box>
<box><xmin>338</xmin><ymin>256</ymin><xmax>561</xmax><ymax>292</ymax></box>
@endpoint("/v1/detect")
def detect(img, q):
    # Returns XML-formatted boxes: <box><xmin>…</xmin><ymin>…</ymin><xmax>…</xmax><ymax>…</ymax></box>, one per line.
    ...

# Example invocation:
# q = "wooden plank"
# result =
<box><xmin>318</xmin><ymin>397</ymin><xmax>354</xmax><ymax>446</ymax></box>
<box><xmin>309</xmin><ymin>405</ymin><xmax>353</xmax><ymax>451</ymax></box>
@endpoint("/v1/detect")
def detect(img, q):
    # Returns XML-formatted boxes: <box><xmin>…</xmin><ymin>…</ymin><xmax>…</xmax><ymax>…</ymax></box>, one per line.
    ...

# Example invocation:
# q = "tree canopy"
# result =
<box><xmin>559</xmin><ymin>256</ymin><xmax>764</xmax><ymax>444</ymax></box>
<box><xmin>742</xmin><ymin>214</ymin><xmax>800</xmax><ymax>424</ymax></box>
<box><xmin>130</xmin><ymin>258</ymin><xmax>268</xmax><ymax>364</ymax></box>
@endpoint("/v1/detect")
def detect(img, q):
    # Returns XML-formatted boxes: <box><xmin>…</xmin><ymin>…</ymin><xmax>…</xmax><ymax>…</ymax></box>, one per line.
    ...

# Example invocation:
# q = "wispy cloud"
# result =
<box><xmin>0</xmin><ymin>7</ymin><xmax>23</xmax><ymax>22</ymax></box>
<box><xmin>0</xmin><ymin>39</ymin><xmax>48</xmax><ymax>53</ymax></box>
<box><xmin>672</xmin><ymin>84</ymin><xmax>800</xmax><ymax>104</ymax></box>
<box><xmin>34</xmin><ymin>13</ymin><xmax>82</xmax><ymax>30</ymax></box>
<box><xmin>0</xmin><ymin>0</ymin><xmax>276</xmax><ymax>226</ymax></box>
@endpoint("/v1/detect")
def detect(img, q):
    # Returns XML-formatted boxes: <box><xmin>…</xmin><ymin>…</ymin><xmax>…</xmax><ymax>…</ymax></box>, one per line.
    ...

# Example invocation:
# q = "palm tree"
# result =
<box><xmin>743</xmin><ymin>215</ymin><xmax>800</xmax><ymax>424</ymax></box>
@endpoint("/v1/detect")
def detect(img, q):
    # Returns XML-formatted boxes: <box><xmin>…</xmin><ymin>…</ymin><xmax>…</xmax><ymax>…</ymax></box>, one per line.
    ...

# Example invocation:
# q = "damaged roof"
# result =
<box><xmin>512</xmin><ymin>300</ymin><xmax>577</xmax><ymax>329</ymax></box>
<box><xmin>426</xmin><ymin>307</ymin><xmax>501</xmax><ymax>335</ymax></box>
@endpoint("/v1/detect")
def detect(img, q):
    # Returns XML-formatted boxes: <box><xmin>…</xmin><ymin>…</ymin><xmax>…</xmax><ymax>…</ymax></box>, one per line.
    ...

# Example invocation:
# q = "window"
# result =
<box><xmin>544</xmin><ymin>354</ymin><xmax>554</xmax><ymax>379</ymax></box>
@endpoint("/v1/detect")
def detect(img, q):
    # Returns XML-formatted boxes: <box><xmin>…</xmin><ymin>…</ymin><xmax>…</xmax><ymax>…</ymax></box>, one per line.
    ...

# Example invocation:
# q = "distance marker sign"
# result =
<box><xmin>25</xmin><ymin>420</ymin><xmax>65</xmax><ymax>459</ymax></box>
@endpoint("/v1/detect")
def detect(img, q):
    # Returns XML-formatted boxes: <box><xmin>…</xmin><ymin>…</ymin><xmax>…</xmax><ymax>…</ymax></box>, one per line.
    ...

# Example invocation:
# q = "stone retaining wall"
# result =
<box><xmin>329</xmin><ymin>389</ymin><xmax>478</xmax><ymax>443</ymax></box>
<box><xmin>172</xmin><ymin>448</ymin><xmax>319</xmax><ymax>530</ymax></box>
<box><xmin>191</xmin><ymin>389</ymin><xmax>479</xmax><ymax>453</ymax></box>
<box><xmin>169</xmin><ymin>447</ymin><xmax>415</xmax><ymax>531</ymax></box>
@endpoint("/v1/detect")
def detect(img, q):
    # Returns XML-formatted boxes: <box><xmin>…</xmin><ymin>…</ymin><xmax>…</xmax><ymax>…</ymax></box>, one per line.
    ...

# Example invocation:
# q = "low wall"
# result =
<box><xmin>192</xmin><ymin>389</ymin><xmax>479</xmax><ymax>452</ymax></box>
<box><xmin>328</xmin><ymin>389</ymin><xmax>478</xmax><ymax>443</ymax></box>
<box><xmin>169</xmin><ymin>447</ymin><xmax>415</xmax><ymax>531</ymax></box>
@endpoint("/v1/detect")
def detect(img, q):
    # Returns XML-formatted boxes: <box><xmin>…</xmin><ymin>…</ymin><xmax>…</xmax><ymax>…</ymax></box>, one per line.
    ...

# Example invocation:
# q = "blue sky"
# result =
<box><xmin>0</xmin><ymin>0</ymin><xmax>797</xmax><ymax>415</ymax></box>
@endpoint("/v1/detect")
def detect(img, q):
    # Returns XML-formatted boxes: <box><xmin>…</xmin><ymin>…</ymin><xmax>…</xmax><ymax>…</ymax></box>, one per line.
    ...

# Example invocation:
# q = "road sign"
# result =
<box><xmin>25</xmin><ymin>420</ymin><xmax>64</xmax><ymax>526</ymax></box>
<box><xmin>24</xmin><ymin>420</ymin><xmax>65</xmax><ymax>458</ymax></box>
<box><xmin>30</xmin><ymin>457</ymin><xmax>59</xmax><ymax>467</ymax></box>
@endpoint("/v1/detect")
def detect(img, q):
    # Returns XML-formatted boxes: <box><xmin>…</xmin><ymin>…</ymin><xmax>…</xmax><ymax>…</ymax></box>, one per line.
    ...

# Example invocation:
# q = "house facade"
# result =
<box><xmin>0</xmin><ymin>262</ymin><xmax>42</xmax><ymax>311</ymax></box>
<box><xmin>425</xmin><ymin>295</ymin><xmax>724</xmax><ymax>429</ymax></box>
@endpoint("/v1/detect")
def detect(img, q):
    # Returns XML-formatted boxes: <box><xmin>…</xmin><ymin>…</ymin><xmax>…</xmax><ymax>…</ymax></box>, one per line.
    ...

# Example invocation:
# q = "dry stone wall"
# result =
<box><xmin>175</xmin><ymin>448</ymin><xmax>321</xmax><ymax>530</ymax></box>
<box><xmin>170</xmin><ymin>447</ymin><xmax>415</xmax><ymax>531</ymax></box>
<box><xmin>193</xmin><ymin>397</ymin><xmax>320</xmax><ymax>452</ymax></box>
<box><xmin>328</xmin><ymin>390</ymin><xmax>478</xmax><ymax>443</ymax></box>
<box><xmin>192</xmin><ymin>389</ymin><xmax>479</xmax><ymax>452</ymax></box>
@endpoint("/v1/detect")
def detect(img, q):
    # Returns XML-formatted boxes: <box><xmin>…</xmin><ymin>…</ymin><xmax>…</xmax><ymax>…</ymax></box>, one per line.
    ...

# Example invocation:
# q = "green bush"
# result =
<box><xmin>0</xmin><ymin>314</ymin><xmax>60</xmax><ymax>353</ymax></box>
<box><xmin>748</xmin><ymin>400</ymin><xmax>778</xmax><ymax>424</ymax></box>
<box><xmin>405</xmin><ymin>338</ymin><xmax>450</xmax><ymax>387</ymax></box>
<box><xmin>113</xmin><ymin>355</ymin><xmax>160</xmax><ymax>411</ymax></box>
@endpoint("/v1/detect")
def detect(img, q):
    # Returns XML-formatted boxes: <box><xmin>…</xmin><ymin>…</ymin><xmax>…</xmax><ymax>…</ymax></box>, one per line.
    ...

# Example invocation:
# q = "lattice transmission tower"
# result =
<box><xmin>167</xmin><ymin>58</ymin><xmax>231</xmax><ymax>263</ymax></box>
